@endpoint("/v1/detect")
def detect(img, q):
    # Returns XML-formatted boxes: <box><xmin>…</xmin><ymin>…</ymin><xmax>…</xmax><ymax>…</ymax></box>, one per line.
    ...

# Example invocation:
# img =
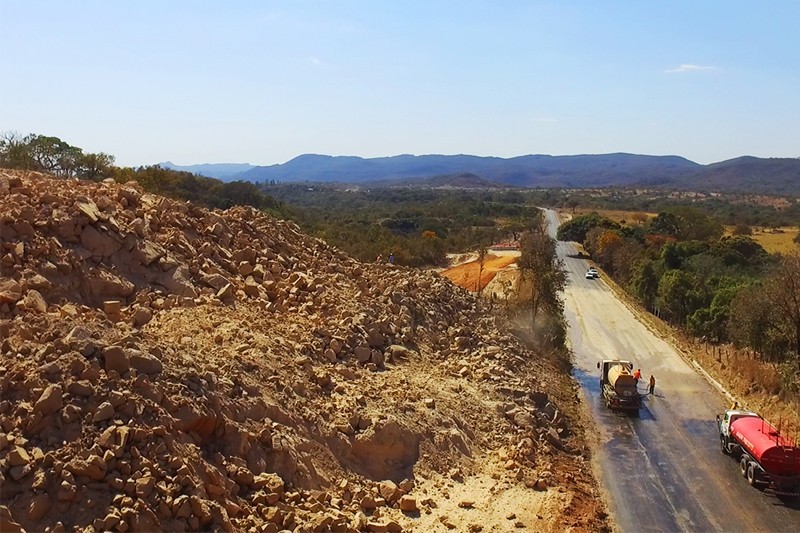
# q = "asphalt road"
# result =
<box><xmin>545</xmin><ymin>209</ymin><xmax>800</xmax><ymax>533</ymax></box>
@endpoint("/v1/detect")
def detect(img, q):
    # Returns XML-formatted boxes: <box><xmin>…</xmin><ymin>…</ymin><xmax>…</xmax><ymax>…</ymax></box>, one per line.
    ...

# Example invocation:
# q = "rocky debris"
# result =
<box><xmin>0</xmin><ymin>169</ymin><xmax>606</xmax><ymax>532</ymax></box>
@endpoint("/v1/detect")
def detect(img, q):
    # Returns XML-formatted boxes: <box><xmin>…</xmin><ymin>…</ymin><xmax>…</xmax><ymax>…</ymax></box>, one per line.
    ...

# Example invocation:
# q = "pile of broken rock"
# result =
<box><xmin>0</xmin><ymin>170</ymin><xmax>602</xmax><ymax>532</ymax></box>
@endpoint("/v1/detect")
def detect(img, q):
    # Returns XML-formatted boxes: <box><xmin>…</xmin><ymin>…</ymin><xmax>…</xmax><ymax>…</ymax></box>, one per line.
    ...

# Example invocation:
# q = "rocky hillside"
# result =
<box><xmin>0</xmin><ymin>169</ymin><xmax>607</xmax><ymax>532</ymax></box>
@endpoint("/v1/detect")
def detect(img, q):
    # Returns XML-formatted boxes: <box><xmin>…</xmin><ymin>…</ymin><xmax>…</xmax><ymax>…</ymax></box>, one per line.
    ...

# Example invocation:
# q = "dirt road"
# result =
<box><xmin>545</xmin><ymin>209</ymin><xmax>800</xmax><ymax>532</ymax></box>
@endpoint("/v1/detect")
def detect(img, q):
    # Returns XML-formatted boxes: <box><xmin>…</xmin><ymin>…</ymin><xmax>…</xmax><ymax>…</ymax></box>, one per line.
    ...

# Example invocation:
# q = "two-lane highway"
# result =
<box><xmin>545</xmin><ymin>209</ymin><xmax>800</xmax><ymax>532</ymax></box>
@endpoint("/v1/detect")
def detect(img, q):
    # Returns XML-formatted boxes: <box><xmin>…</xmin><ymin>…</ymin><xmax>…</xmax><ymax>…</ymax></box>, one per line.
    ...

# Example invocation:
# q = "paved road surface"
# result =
<box><xmin>545</xmin><ymin>209</ymin><xmax>800</xmax><ymax>532</ymax></box>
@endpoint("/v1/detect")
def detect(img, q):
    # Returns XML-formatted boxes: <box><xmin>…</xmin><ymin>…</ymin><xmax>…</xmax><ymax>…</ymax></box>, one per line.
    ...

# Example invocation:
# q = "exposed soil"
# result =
<box><xmin>0</xmin><ymin>170</ymin><xmax>608</xmax><ymax>532</ymax></box>
<box><xmin>440</xmin><ymin>255</ymin><xmax>519</xmax><ymax>294</ymax></box>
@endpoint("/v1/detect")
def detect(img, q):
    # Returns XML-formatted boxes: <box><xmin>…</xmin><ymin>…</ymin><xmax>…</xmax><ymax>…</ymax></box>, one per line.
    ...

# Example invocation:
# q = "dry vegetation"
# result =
<box><xmin>744</xmin><ymin>227</ymin><xmax>799</xmax><ymax>254</ymax></box>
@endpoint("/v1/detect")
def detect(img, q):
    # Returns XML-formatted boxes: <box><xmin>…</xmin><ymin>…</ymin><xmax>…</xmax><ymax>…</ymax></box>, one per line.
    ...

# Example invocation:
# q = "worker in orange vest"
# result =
<box><xmin>633</xmin><ymin>368</ymin><xmax>642</xmax><ymax>384</ymax></box>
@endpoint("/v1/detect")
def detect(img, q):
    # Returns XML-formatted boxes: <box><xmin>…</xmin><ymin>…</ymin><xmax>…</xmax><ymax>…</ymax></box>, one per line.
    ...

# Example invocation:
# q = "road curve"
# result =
<box><xmin>545</xmin><ymin>209</ymin><xmax>800</xmax><ymax>533</ymax></box>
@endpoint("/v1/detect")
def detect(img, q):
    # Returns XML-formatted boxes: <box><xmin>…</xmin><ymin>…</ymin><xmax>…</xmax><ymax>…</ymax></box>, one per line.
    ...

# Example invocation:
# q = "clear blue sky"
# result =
<box><xmin>2</xmin><ymin>1</ymin><xmax>798</xmax><ymax>167</ymax></box>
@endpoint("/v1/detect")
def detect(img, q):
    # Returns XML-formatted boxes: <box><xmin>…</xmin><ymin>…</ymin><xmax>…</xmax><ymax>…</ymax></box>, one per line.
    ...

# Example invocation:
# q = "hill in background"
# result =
<box><xmin>159</xmin><ymin>161</ymin><xmax>256</xmax><ymax>179</ymax></box>
<box><xmin>174</xmin><ymin>152</ymin><xmax>800</xmax><ymax>196</ymax></box>
<box><xmin>235</xmin><ymin>153</ymin><xmax>701</xmax><ymax>188</ymax></box>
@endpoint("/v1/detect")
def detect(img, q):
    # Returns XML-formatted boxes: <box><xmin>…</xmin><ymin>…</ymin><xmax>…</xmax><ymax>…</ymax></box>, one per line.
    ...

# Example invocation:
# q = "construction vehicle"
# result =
<box><xmin>596</xmin><ymin>359</ymin><xmax>641</xmax><ymax>411</ymax></box>
<box><xmin>717</xmin><ymin>408</ymin><xmax>800</xmax><ymax>495</ymax></box>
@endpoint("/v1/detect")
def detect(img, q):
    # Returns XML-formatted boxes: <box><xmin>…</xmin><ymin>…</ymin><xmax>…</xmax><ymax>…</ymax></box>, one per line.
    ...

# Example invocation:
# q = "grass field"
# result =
<box><xmin>745</xmin><ymin>228</ymin><xmax>799</xmax><ymax>254</ymax></box>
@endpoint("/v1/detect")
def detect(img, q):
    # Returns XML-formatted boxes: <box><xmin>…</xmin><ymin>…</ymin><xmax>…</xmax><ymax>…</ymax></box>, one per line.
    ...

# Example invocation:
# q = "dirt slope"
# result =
<box><xmin>440</xmin><ymin>255</ymin><xmax>518</xmax><ymax>294</ymax></box>
<box><xmin>0</xmin><ymin>170</ymin><xmax>607</xmax><ymax>532</ymax></box>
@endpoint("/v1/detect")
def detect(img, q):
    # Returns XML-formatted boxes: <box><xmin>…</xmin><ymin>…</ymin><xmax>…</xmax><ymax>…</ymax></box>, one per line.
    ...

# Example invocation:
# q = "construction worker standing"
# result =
<box><xmin>633</xmin><ymin>368</ymin><xmax>642</xmax><ymax>384</ymax></box>
<box><xmin>649</xmin><ymin>375</ymin><xmax>656</xmax><ymax>395</ymax></box>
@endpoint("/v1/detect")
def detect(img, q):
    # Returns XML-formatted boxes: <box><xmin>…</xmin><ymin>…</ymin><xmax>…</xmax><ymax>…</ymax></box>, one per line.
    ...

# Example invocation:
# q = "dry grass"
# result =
<box><xmin>689</xmin><ymin>341</ymin><xmax>800</xmax><ymax>442</ymax></box>
<box><xmin>748</xmin><ymin>228</ymin><xmax>799</xmax><ymax>254</ymax></box>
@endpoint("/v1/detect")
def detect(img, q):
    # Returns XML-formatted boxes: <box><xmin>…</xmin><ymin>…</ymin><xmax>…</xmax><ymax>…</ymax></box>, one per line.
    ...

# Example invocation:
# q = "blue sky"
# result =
<box><xmin>2</xmin><ymin>1</ymin><xmax>798</xmax><ymax>166</ymax></box>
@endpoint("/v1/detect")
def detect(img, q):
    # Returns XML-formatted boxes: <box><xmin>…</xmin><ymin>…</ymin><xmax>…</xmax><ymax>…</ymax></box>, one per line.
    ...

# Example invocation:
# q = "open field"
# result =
<box><xmin>745</xmin><ymin>227</ymin><xmax>799</xmax><ymax>254</ymax></box>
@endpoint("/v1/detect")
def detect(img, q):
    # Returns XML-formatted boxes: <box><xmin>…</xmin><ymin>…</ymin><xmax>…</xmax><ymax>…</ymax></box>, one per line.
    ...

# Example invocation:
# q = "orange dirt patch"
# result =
<box><xmin>441</xmin><ymin>254</ymin><xmax>518</xmax><ymax>292</ymax></box>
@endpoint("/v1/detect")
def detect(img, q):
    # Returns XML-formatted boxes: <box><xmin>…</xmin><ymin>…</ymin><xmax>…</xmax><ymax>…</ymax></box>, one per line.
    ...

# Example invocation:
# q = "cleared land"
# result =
<box><xmin>441</xmin><ymin>254</ymin><xmax>519</xmax><ymax>293</ymax></box>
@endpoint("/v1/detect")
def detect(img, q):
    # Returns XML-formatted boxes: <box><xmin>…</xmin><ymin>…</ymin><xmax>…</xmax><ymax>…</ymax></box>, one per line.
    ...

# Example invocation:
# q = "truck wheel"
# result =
<box><xmin>746</xmin><ymin>463</ymin><xmax>759</xmax><ymax>486</ymax></box>
<box><xmin>720</xmin><ymin>437</ymin><xmax>728</xmax><ymax>455</ymax></box>
<box><xmin>740</xmin><ymin>456</ymin><xmax>749</xmax><ymax>477</ymax></box>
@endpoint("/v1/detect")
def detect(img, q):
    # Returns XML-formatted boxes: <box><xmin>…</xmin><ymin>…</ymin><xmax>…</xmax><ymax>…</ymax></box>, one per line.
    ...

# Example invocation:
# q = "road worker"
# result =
<box><xmin>649</xmin><ymin>375</ymin><xmax>656</xmax><ymax>395</ymax></box>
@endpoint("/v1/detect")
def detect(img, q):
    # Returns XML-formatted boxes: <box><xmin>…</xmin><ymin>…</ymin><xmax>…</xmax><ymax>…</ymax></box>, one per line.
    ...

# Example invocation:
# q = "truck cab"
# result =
<box><xmin>717</xmin><ymin>409</ymin><xmax>759</xmax><ymax>453</ymax></box>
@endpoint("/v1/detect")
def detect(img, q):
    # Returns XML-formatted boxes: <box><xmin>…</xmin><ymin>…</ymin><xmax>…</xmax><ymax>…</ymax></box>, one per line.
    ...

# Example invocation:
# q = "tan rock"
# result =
<box><xmin>65</xmin><ymin>455</ymin><xmax>106</xmax><ymax>481</ymax></box>
<box><xmin>329</xmin><ymin>338</ymin><xmax>344</xmax><ymax>354</ymax></box>
<box><xmin>379</xmin><ymin>480</ymin><xmax>402</xmax><ymax>503</ymax></box>
<box><xmin>252</xmin><ymin>472</ymin><xmax>284</xmax><ymax>495</ymax></box>
<box><xmin>202</xmin><ymin>273</ymin><xmax>230</xmax><ymax>290</ymax></box>
<box><xmin>238</xmin><ymin>261</ymin><xmax>254</xmax><ymax>276</ymax></box>
<box><xmin>366</xmin><ymin>520</ymin><xmax>389</xmax><ymax>533</ymax></box>
<box><xmin>132</xmin><ymin>307</ymin><xmax>153</xmax><ymax>327</ymax></box>
<box><xmin>0</xmin><ymin>279</ymin><xmax>22</xmax><ymax>304</ymax></box>
<box><xmin>93</xmin><ymin>401</ymin><xmax>116</xmax><ymax>422</ymax></box>
<box><xmin>129</xmin><ymin>350</ymin><xmax>162</xmax><ymax>374</ymax></box>
<box><xmin>135</xmin><ymin>475</ymin><xmax>156</xmax><ymax>498</ymax></box>
<box><xmin>386</xmin><ymin>520</ymin><xmax>403</xmax><ymax>532</ymax></box>
<box><xmin>104</xmin><ymin>346</ymin><xmax>130</xmax><ymax>375</ymax></box>
<box><xmin>76</xmin><ymin>197</ymin><xmax>102</xmax><ymax>222</ymax></box>
<box><xmin>20</xmin><ymin>289</ymin><xmax>47</xmax><ymax>313</ymax></box>
<box><xmin>172</xmin><ymin>495</ymin><xmax>191</xmax><ymax>518</ymax></box>
<box><xmin>399</xmin><ymin>495</ymin><xmax>417</xmax><ymax>512</ymax></box>
<box><xmin>67</xmin><ymin>380</ymin><xmax>94</xmax><ymax>397</ymax></box>
<box><xmin>33</xmin><ymin>384</ymin><xmax>63</xmax><ymax>416</ymax></box>
<box><xmin>80</xmin><ymin>224</ymin><xmax>121</xmax><ymax>257</ymax></box>
<box><xmin>189</xmin><ymin>496</ymin><xmax>213</xmax><ymax>526</ymax></box>
<box><xmin>216</xmin><ymin>283</ymin><xmax>235</xmax><ymax>300</ymax></box>
<box><xmin>104</xmin><ymin>300</ymin><xmax>122</xmax><ymax>315</ymax></box>
<box><xmin>360</xmin><ymin>495</ymin><xmax>377</xmax><ymax>510</ymax></box>
<box><xmin>244</xmin><ymin>276</ymin><xmax>261</xmax><ymax>297</ymax></box>
<box><xmin>28</xmin><ymin>492</ymin><xmax>52</xmax><ymax>522</ymax></box>
<box><xmin>8</xmin><ymin>447</ymin><xmax>31</xmax><ymax>466</ymax></box>
<box><xmin>354</xmin><ymin>346</ymin><xmax>372</xmax><ymax>363</ymax></box>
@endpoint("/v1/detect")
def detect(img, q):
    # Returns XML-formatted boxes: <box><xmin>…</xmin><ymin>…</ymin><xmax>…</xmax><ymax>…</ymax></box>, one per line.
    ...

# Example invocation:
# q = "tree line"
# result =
<box><xmin>261</xmin><ymin>183</ymin><xmax>545</xmax><ymax>267</ymax></box>
<box><xmin>558</xmin><ymin>208</ymin><xmax>800</xmax><ymax>387</ymax></box>
<box><xmin>0</xmin><ymin>132</ymin><xmax>288</xmax><ymax>217</ymax></box>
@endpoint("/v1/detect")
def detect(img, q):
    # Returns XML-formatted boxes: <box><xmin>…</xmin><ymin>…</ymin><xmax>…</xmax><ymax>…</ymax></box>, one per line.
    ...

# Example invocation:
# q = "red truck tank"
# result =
<box><xmin>718</xmin><ymin>409</ymin><xmax>800</xmax><ymax>495</ymax></box>
<box><xmin>731</xmin><ymin>416</ymin><xmax>800</xmax><ymax>477</ymax></box>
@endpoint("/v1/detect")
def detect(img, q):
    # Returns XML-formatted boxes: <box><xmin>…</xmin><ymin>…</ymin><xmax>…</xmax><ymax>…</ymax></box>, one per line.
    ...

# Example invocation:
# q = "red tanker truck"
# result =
<box><xmin>717</xmin><ymin>408</ymin><xmax>800</xmax><ymax>495</ymax></box>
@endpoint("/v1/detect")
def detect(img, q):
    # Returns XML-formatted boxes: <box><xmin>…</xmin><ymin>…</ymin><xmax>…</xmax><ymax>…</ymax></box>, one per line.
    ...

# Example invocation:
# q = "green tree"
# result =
<box><xmin>556</xmin><ymin>212</ymin><xmax>618</xmax><ymax>243</ymax></box>
<box><xmin>629</xmin><ymin>259</ymin><xmax>660</xmax><ymax>310</ymax></box>
<box><xmin>687</xmin><ymin>283</ymin><xmax>741</xmax><ymax>342</ymax></box>
<box><xmin>518</xmin><ymin>214</ymin><xmax>568</xmax><ymax>328</ymax></box>
<box><xmin>656</xmin><ymin>270</ymin><xmax>700</xmax><ymax>324</ymax></box>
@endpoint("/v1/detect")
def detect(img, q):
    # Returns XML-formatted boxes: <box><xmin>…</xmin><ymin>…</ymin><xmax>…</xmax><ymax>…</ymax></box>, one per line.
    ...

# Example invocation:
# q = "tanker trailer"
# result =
<box><xmin>597</xmin><ymin>359</ymin><xmax>642</xmax><ymax>411</ymax></box>
<box><xmin>717</xmin><ymin>409</ymin><xmax>800</xmax><ymax>495</ymax></box>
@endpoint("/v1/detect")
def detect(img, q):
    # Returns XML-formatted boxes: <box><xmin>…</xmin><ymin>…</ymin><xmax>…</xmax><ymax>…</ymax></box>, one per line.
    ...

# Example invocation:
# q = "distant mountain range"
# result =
<box><xmin>158</xmin><ymin>161</ymin><xmax>256</xmax><ymax>179</ymax></box>
<box><xmin>157</xmin><ymin>153</ymin><xmax>800</xmax><ymax>195</ymax></box>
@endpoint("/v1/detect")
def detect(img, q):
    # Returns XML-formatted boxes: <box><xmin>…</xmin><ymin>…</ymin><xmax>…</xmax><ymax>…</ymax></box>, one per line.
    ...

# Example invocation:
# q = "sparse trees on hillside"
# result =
<box><xmin>0</xmin><ymin>131</ymin><xmax>115</xmax><ymax>179</ymax></box>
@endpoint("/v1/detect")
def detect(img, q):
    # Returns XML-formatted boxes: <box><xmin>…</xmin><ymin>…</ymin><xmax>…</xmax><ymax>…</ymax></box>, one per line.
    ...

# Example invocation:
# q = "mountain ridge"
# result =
<box><xmin>158</xmin><ymin>153</ymin><xmax>800</xmax><ymax>195</ymax></box>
